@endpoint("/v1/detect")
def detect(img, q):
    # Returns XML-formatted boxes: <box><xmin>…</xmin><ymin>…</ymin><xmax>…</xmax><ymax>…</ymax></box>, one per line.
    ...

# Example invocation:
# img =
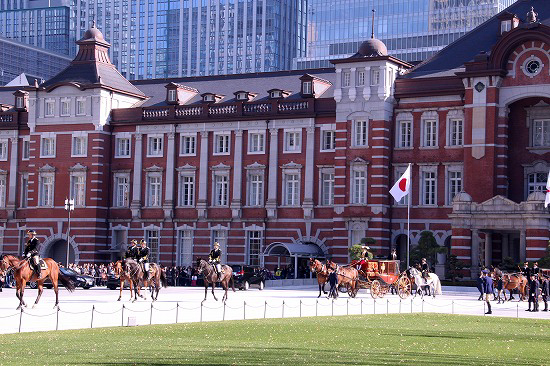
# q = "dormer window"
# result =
<box><xmin>165</xmin><ymin>83</ymin><xmax>199</xmax><ymax>105</ymax></box>
<box><xmin>13</xmin><ymin>90</ymin><xmax>28</xmax><ymax>111</ymax></box>
<box><xmin>204</xmin><ymin>94</ymin><xmax>215</xmax><ymax>102</ymax></box>
<box><xmin>302</xmin><ymin>81</ymin><xmax>312</xmax><ymax>95</ymax></box>
<box><xmin>498</xmin><ymin>12</ymin><xmax>519</xmax><ymax>35</ymax></box>
<box><xmin>168</xmin><ymin>89</ymin><xmax>177</xmax><ymax>103</ymax></box>
<box><xmin>270</xmin><ymin>90</ymin><xmax>281</xmax><ymax>98</ymax></box>
<box><xmin>234</xmin><ymin>91</ymin><xmax>256</xmax><ymax>101</ymax></box>
<box><xmin>15</xmin><ymin>97</ymin><xmax>24</xmax><ymax>109</ymax></box>
<box><xmin>501</xmin><ymin>20</ymin><xmax>511</xmax><ymax>34</ymax></box>
<box><xmin>201</xmin><ymin>93</ymin><xmax>224</xmax><ymax>103</ymax></box>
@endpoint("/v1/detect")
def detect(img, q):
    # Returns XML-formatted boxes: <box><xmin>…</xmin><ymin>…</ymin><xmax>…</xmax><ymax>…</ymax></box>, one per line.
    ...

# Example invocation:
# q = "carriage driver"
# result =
<box><xmin>209</xmin><ymin>242</ymin><xmax>223</xmax><ymax>280</ymax></box>
<box><xmin>421</xmin><ymin>258</ymin><xmax>430</xmax><ymax>283</ymax></box>
<box><xmin>137</xmin><ymin>239</ymin><xmax>150</xmax><ymax>281</ymax></box>
<box><xmin>24</xmin><ymin>230</ymin><xmax>42</xmax><ymax>277</ymax></box>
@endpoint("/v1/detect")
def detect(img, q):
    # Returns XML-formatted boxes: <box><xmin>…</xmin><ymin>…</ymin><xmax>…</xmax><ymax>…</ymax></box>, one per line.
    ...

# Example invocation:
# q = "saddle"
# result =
<box><xmin>39</xmin><ymin>259</ymin><xmax>48</xmax><ymax>271</ymax></box>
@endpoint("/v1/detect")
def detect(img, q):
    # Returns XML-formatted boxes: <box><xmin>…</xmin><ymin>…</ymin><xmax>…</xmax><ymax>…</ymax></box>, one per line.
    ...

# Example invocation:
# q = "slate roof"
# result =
<box><xmin>131</xmin><ymin>68</ymin><xmax>336</xmax><ymax>107</ymax></box>
<box><xmin>404</xmin><ymin>0</ymin><xmax>550</xmax><ymax>78</ymax></box>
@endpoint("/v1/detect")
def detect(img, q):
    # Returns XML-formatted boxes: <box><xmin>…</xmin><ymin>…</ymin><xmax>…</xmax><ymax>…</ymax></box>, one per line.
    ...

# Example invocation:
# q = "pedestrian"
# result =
<box><xmin>327</xmin><ymin>267</ymin><xmax>338</xmax><ymax>299</ymax></box>
<box><xmin>476</xmin><ymin>272</ymin><xmax>484</xmax><ymax>301</ymax></box>
<box><xmin>496</xmin><ymin>273</ymin><xmax>504</xmax><ymax>304</ymax></box>
<box><xmin>541</xmin><ymin>275</ymin><xmax>549</xmax><ymax>312</ymax></box>
<box><xmin>527</xmin><ymin>274</ymin><xmax>540</xmax><ymax>312</ymax></box>
<box><xmin>483</xmin><ymin>270</ymin><xmax>493</xmax><ymax>314</ymax></box>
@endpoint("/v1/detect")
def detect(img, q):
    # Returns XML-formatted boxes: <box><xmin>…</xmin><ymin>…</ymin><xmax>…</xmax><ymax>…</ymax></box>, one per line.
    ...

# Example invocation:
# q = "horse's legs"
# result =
<box><xmin>317</xmin><ymin>283</ymin><xmax>322</xmax><ymax>298</ymax></box>
<box><xmin>118</xmin><ymin>280</ymin><xmax>123</xmax><ymax>301</ymax></box>
<box><xmin>211</xmin><ymin>281</ymin><xmax>218</xmax><ymax>301</ymax></box>
<box><xmin>18</xmin><ymin>279</ymin><xmax>28</xmax><ymax>309</ymax></box>
<box><xmin>33</xmin><ymin>282</ymin><xmax>44</xmax><ymax>308</ymax></box>
<box><xmin>203</xmin><ymin>283</ymin><xmax>208</xmax><ymax>302</ymax></box>
<box><xmin>129</xmin><ymin>280</ymin><xmax>134</xmax><ymax>301</ymax></box>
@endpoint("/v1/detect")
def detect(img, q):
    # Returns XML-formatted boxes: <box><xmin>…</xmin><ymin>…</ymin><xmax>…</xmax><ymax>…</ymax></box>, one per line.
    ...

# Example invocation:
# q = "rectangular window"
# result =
<box><xmin>16</xmin><ymin>97</ymin><xmax>24</xmax><ymax>109</ymax></box>
<box><xmin>0</xmin><ymin>140</ymin><xmax>7</xmax><ymax>160</ymax></box>
<box><xmin>145</xmin><ymin>230</ymin><xmax>159</xmax><ymax>263</ymax></box>
<box><xmin>41</xmin><ymin>137</ymin><xmax>55</xmax><ymax>157</ymax></box>
<box><xmin>352</xmin><ymin>170</ymin><xmax>366</xmax><ymax>204</ymax></box>
<box><xmin>115</xmin><ymin>137</ymin><xmax>131</xmax><ymax>157</ymax></box>
<box><xmin>60</xmin><ymin>99</ymin><xmax>70</xmax><ymax>116</ymax></box>
<box><xmin>147</xmin><ymin>136</ymin><xmax>163</xmax><ymax>156</ymax></box>
<box><xmin>533</xmin><ymin>120</ymin><xmax>550</xmax><ymax>147</ymax></box>
<box><xmin>247</xmin><ymin>231</ymin><xmax>261</xmax><ymax>266</ymax></box>
<box><xmin>168</xmin><ymin>89</ymin><xmax>177</xmax><ymax>102</ymax></box>
<box><xmin>115</xmin><ymin>176</ymin><xmax>130</xmax><ymax>207</ymax></box>
<box><xmin>71</xmin><ymin>175</ymin><xmax>86</xmax><ymax>206</ymax></box>
<box><xmin>20</xmin><ymin>175</ymin><xmax>28</xmax><ymax>208</ymax></box>
<box><xmin>40</xmin><ymin>176</ymin><xmax>54</xmax><ymax>206</ymax></box>
<box><xmin>371</xmin><ymin>69</ymin><xmax>380</xmax><ymax>85</ymax></box>
<box><xmin>357</xmin><ymin>71</ymin><xmax>365</xmax><ymax>86</ymax></box>
<box><xmin>422</xmin><ymin>171</ymin><xmax>437</xmax><ymax>205</ymax></box>
<box><xmin>284</xmin><ymin>131</ymin><xmax>301</xmax><ymax>152</ymax></box>
<box><xmin>147</xmin><ymin>175</ymin><xmax>162</xmax><ymax>207</ymax></box>
<box><xmin>215</xmin><ymin>134</ymin><xmax>230</xmax><ymax>154</ymax></box>
<box><xmin>343</xmin><ymin>72</ymin><xmax>351</xmax><ymax>87</ymax></box>
<box><xmin>248</xmin><ymin>132</ymin><xmax>265</xmax><ymax>153</ymax></box>
<box><xmin>0</xmin><ymin>176</ymin><xmax>6</xmax><ymax>207</ymax></box>
<box><xmin>354</xmin><ymin>120</ymin><xmax>368</xmax><ymax>146</ymax></box>
<box><xmin>501</xmin><ymin>20</ymin><xmax>511</xmax><ymax>34</ymax></box>
<box><xmin>180</xmin><ymin>175</ymin><xmax>194</xmax><ymax>206</ymax></box>
<box><xmin>248</xmin><ymin>173</ymin><xmax>263</xmax><ymax>206</ymax></box>
<box><xmin>423</xmin><ymin>120</ymin><xmax>437</xmax><ymax>147</ymax></box>
<box><xmin>284</xmin><ymin>173</ymin><xmax>300</xmax><ymax>206</ymax></box>
<box><xmin>45</xmin><ymin>100</ymin><xmax>55</xmax><ymax>117</ymax></box>
<box><xmin>214</xmin><ymin>174</ymin><xmax>229</xmax><ymax>206</ymax></box>
<box><xmin>447</xmin><ymin>170</ymin><xmax>462</xmax><ymax>205</ymax></box>
<box><xmin>528</xmin><ymin>172</ymin><xmax>548</xmax><ymax>195</ymax></box>
<box><xmin>180</xmin><ymin>135</ymin><xmax>196</xmax><ymax>155</ymax></box>
<box><xmin>22</xmin><ymin>138</ymin><xmax>30</xmax><ymax>160</ymax></box>
<box><xmin>76</xmin><ymin>98</ymin><xmax>86</xmax><ymax>115</ymax></box>
<box><xmin>321</xmin><ymin>172</ymin><xmax>334</xmax><ymax>206</ymax></box>
<box><xmin>302</xmin><ymin>81</ymin><xmax>312</xmax><ymax>94</ymax></box>
<box><xmin>398</xmin><ymin>120</ymin><xmax>412</xmax><ymax>148</ymax></box>
<box><xmin>72</xmin><ymin>136</ymin><xmax>87</xmax><ymax>156</ymax></box>
<box><xmin>212</xmin><ymin>230</ymin><xmax>227</xmax><ymax>263</ymax></box>
<box><xmin>449</xmin><ymin>119</ymin><xmax>463</xmax><ymax>146</ymax></box>
<box><xmin>321</xmin><ymin>130</ymin><xmax>335</xmax><ymax>151</ymax></box>
<box><xmin>178</xmin><ymin>230</ymin><xmax>193</xmax><ymax>266</ymax></box>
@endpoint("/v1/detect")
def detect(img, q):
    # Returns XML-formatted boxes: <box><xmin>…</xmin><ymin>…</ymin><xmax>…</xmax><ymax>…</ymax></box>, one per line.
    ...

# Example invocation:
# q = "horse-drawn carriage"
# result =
<box><xmin>353</xmin><ymin>259</ymin><xmax>412</xmax><ymax>299</ymax></box>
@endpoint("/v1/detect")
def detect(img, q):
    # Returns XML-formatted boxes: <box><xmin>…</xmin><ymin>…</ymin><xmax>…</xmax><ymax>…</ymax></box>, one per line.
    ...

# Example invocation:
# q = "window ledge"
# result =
<box><xmin>175</xmin><ymin>205</ymin><xmax>196</xmax><ymax>209</ymax></box>
<box><xmin>418</xmin><ymin>146</ymin><xmax>439</xmax><ymax>150</ymax></box>
<box><xmin>349</xmin><ymin>145</ymin><xmax>369</xmax><ymax>149</ymax></box>
<box><xmin>247</xmin><ymin>151</ymin><xmax>266</xmax><ymax>155</ymax></box>
<box><xmin>213</xmin><ymin>152</ymin><xmax>231</xmax><ymax>156</ymax></box>
<box><xmin>527</xmin><ymin>146</ymin><xmax>550</xmax><ymax>155</ymax></box>
<box><xmin>39</xmin><ymin>155</ymin><xmax>56</xmax><ymax>159</ymax></box>
<box><xmin>444</xmin><ymin>145</ymin><xmax>463</xmax><ymax>149</ymax></box>
<box><xmin>394</xmin><ymin>147</ymin><xmax>413</xmax><ymax>151</ymax></box>
<box><xmin>146</xmin><ymin>154</ymin><xmax>164</xmax><ymax>158</ymax></box>
<box><xmin>114</xmin><ymin>155</ymin><xmax>131</xmax><ymax>159</ymax></box>
<box><xmin>320</xmin><ymin>149</ymin><xmax>336</xmax><ymax>153</ymax></box>
<box><xmin>179</xmin><ymin>153</ymin><xmax>197</xmax><ymax>157</ymax></box>
<box><xmin>283</xmin><ymin>150</ymin><xmax>302</xmax><ymax>154</ymax></box>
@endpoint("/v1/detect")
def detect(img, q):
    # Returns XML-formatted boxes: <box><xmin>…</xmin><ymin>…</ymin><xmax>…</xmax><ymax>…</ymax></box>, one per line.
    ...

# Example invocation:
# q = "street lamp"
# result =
<box><xmin>64</xmin><ymin>198</ymin><xmax>75</xmax><ymax>267</ymax></box>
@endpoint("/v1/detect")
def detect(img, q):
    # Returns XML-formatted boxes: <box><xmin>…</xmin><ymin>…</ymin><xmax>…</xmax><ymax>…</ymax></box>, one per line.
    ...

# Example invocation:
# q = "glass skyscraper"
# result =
<box><xmin>294</xmin><ymin>0</ymin><xmax>518</xmax><ymax>69</ymax></box>
<box><xmin>0</xmin><ymin>0</ymin><xmax>307</xmax><ymax>80</ymax></box>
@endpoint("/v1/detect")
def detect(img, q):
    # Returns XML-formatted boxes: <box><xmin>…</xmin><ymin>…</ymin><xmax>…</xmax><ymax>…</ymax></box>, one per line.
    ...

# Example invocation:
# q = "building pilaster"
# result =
<box><xmin>163</xmin><ymin>132</ymin><xmax>176</xmax><ymax>219</ymax></box>
<box><xmin>302</xmin><ymin>125</ymin><xmax>315</xmax><ymax>219</ymax></box>
<box><xmin>130</xmin><ymin>133</ymin><xmax>143</xmax><ymax>219</ymax></box>
<box><xmin>197</xmin><ymin>131</ymin><xmax>209</xmax><ymax>219</ymax></box>
<box><xmin>231</xmin><ymin>129</ymin><xmax>243</xmax><ymax>218</ymax></box>
<box><xmin>266</xmin><ymin>128</ymin><xmax>278</xmax><ymax>218</ymax></box>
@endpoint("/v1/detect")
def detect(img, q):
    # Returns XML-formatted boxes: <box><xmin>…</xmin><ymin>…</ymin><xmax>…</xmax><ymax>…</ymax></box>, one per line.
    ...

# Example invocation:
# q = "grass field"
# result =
<box><xmin>1</xmin><ymin>314</ymin><xmax>549</xmax><ymax>365</ymax></box>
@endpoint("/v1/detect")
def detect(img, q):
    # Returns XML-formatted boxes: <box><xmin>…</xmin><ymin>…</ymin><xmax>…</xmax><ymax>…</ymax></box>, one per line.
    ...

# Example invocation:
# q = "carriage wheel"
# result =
<box><xmin>397</xmin><ymin>276</ymin><xmax>411</xmax><ymax>299</ymax></box>
<box><xmin>370</xmin><ymin>280</ymin><xmax>381</xmax><ymax>299</ymax></box>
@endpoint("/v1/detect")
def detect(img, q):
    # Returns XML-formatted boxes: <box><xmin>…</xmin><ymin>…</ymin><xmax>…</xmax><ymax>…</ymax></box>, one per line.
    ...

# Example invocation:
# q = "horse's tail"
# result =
<box><xmin>58</xmin><ymin>270</ymin><xmax>76</xmax><ymax>292</ymax></box>
<box><xmin>160</xmin><ymin>268</ymin><xmax>167</xmax><ymax>288</ymax></box>
<box><xmin>435</xmin><ymin>276</ymin><xmax>442</xmax><ymax>295</ymax></box>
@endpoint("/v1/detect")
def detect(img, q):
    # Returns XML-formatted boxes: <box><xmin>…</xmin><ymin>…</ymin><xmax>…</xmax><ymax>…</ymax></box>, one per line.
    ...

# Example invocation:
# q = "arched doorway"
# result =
<box><xmin>46</xmin><ymin>239</ymin><xmax>75</xmax><ymax>266</ymax></box>
<box><xmin>262</xmin><ymin>241</ymin><xmax>326</xmax><ymax>279</ymax></box>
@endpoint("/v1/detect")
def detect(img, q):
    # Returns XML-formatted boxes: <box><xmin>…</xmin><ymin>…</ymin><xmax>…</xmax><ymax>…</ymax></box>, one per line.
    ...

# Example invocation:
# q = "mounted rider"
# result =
<box><xmin>421</xmin><ymin>258</ymin><xmax>430</xmax><ymax>283</ymax></box>
<box><xmin>125</xmin><ymin>239</ymin><xmax>139</xmax><ymax>260</ymax></box>
<box><xmin>24</xmin><ymin>229</ymin><xmax>42</xmax><ymax>277</ymax></box>
<box><xmin>137</xmin><ymin>239</ymin><xmax>150</xmax><ymax>281</ymax></box>
<box><xmin>209</xmin><ymin>242</ymin><xmax>223</xmax><ymax>280</ymax></box>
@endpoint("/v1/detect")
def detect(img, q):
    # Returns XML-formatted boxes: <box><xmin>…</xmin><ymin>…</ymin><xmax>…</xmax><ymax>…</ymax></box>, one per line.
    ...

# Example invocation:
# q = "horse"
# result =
<box><xmin>326</xmin><ymin>260</ymin><xmax>359</xmax><ymax>298</ymax></box>
<box><xmin>501</xmin><ymin>273</ymin><xmax>528</xmax><ymax>301</ymax></box>
<box><xmin>309</xmin><ymin>258</ymin><xmax>329</xmax><ymax>298</ymax></box>
<box><xmin>0</xmin><ymin>254</ymin><xmax>75</xmax><ymax>310</ymax></box>
<box><xmin>144</xmin><ymin>263</ymin><xmax>167</xmax><ymax>301</ymax></box>
<box><xmin>124</xmin><ymin>259</ymin><xmax>145</xmax><ymax>302</ymax></box>
<box><xmin>408</xmin><ymin>267</ymin><xmax>442</xmax><ymax>298</ymax></box>
<box><xmin>114</xmin><ymin>260</ymin><xmax>136</xmax><ymax>301</ymax></box>
<box><xmin>196</xmin><ymin>259</ymin><xmax>235</xmax><ymax>303</ymax></box>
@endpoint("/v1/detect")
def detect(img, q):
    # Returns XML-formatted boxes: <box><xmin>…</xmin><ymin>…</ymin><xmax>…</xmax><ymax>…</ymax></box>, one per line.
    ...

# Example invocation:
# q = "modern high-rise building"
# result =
<box><xmin>294</xmin><ymin>0</ymin><xmax>518</xmax><ymax>69</ymax></box>
<box><xmin>0</xmin><ymin>0</ymin><xmax>307</xmax><ymax>80</ymax></box>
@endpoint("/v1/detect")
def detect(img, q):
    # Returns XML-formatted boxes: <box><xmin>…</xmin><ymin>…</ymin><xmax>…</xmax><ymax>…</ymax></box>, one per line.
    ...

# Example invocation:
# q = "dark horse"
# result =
<box><xmin>309</xmin><ymin>258</ymin><xmax>328</xmax><ymax>298</ymax></box>
<box><xmin>326</xmin><ymin>260</ymin><xmax>359</xmax><ymax>298</ymax></box>
<box><xmin>123</xmin><ymin>259</ymin><xmax>145</xmax><ymax>302</ymax></box>
<box><xmin>0</xmin><ymin>254</ymin><xmax>75</xmax><ymax>310</ymax></box>
<box><xmin>114</xmin><ymin>260</ymin><xmax>135</xmax><ymax>301</ymax></box>
<box><xmin>145</xmin><ymin>263</ymin><xmax>167</xmax><ymax>301</ymax></box>
<box><xmin>196</xmin><ymin>259</ymin><xmax>235</xmax><ymax>303</ymax></box>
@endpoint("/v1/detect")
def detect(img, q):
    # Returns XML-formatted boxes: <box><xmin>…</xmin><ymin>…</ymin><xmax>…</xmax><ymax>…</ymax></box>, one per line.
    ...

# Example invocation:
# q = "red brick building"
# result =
<box><xmin>0</xmin><ymin>1</ymin><xmax>549</xmax><ymax>279</ymax></box>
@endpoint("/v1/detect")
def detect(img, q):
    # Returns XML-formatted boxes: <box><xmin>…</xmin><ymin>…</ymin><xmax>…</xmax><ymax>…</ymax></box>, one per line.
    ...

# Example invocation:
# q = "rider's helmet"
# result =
<box><xmin>140</xmin><ymin>239</ymin><xmax>146</xmax><ymax>246</ymax></box>
<box><xmin>421</xmin><ymin>258</ymin><xmax>427</xmax><ymax>263</ymax></box>
<box><xmin>130</xmin><ymin>239</ymin><xmax>138</xmax><ymax>246</ymax></box>
<box><xmin>214</xmin><ymin>242</ymin><xmax>220</xmax><ymax>249</ymax></box>
<box><xmin>27</xmin><ymin>229</ymin><xmax>36</xmax><ymax>235</ymax></box>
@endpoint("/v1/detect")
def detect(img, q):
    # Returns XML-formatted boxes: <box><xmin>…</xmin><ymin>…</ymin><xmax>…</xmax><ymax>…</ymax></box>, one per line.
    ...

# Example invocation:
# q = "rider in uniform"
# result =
<box><xmin>137</xmin><ymin>239</ymin><xmax>150</xmax><ymax>281</ymax></box>
<box><xmin>421</xmin><ymin>258</ymin><xmax>430</xmax><ymax>283</ymax></box>
<box><xmin>209</xmin><ymin>242</ymin><xmax>223</xmax><ymax>280</ymax></box>
<box><xmin>125</xmin><ymin>240</ymin><xmax>139</xmax><ymax>260</ymax></box>
<box><xmin>24</xmin><ymin>230</ymin><xmax>42</xmax><ymax>278</ymax></box>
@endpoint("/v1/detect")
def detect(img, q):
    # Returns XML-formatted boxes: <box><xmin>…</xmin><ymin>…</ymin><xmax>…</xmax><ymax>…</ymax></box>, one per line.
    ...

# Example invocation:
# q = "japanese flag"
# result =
<box><xmin>545</xmin><ymin>169</ymin><xmax>550</xmax><ymax>208</ymax></box>
<box><xmin>390</xmin><ymin>164</ymin><xmax>411</xmax><ymax>203</ymax></box>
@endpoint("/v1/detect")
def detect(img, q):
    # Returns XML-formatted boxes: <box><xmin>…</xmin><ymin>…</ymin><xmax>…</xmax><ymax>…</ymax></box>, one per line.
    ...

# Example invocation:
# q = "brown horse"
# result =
<box><xmin>502</xmin><ymin>273</ymin><xmax>528</xmax><ymax>301</ymax></box>
<box><xmin>326</xmin><ymin>260</ymin><xmax>359</xmax><ymax>298</ymax></box>
<box><xmin>196</xmin><ymin>259</ymin><xmax>235</xmax><ymax>303</ymax></box>
<box><xmin>309</xmin><ymin>258</ymin><xmax>328</xmax><ymax>298</ymax></box>
<box><xmin>0</xmin><ymin>254</ymin><xmax>75</xmax><ymax>310</ymax></box>
<box><xmin>114</xmin><ymin>260</ymin><xmax>135</xmax><ymax>301</ymax></box>
<box><xmin>144</xmin><ymin>263</ymin><xmax>167</xmax><ymax>301</ymax></box>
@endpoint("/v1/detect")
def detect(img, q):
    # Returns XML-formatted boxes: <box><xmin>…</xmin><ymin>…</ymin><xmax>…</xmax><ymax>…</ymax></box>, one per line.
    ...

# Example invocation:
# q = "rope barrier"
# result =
<box><xmin>201</xmin><ymin>304</ymin><xmax>224</xmax><ymax>310</ymax></box>
<box><xmin>58</xmin><ymin>308</ymin><xmax>93</xmax><ymax>315</ymax></box>
<box><xmin>21</xmin><ymin>310</ymin><xmax>57</xmax><ymax>317</ymax></box>
<box><xmin>0</xmin><ymin>312</ymin><xmax>21</xmax><ymax>319</ymax></box>
<box><xmin>151</xmin><ymin>305</ymin><xmax>178</xmax><ymax>312</ymax></box>
<box><xmin>93</xmin><ymin>308</ymin><xmax>123</xmax><ymax>315</ymax></box>
<box><xmin>265</xmin><ymin>302</ymin><xmax>283</xmax><ymax>309</ymax></box>
<box><xmin>124</xmin><ymin>307</ymin><xmax>151</xmax><ymax>313</ymax></box>
<box><xmin>224</xmin><ymin>304</ymin><xmax>244</xmax><ymax>310</ymax></box>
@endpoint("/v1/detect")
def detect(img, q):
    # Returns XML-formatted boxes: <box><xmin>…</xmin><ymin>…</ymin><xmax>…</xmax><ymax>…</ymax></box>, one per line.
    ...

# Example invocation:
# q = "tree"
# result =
<box><xmin>409</xmin><ymin>231</ymin><xmax>447</xmax><ymax>268</ymax></box>
<box><xmin>445</xmin><ymin>254</ymin><xmax>464</xmax><ymax>282</ymax></box>
<box><xmin>348</xmin><ymin>237</ymin><xmax>377</xmax><ymax>260</ymax></box>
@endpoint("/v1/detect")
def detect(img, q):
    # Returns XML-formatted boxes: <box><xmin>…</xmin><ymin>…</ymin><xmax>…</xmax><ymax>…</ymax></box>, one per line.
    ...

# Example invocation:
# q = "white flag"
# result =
<box><xmin>390</xmin><ymin>164</ymin><xmax>411</xmax><ymax>203</ymax></box>
<box><xmin>545</xmin><ymin>169</ymin><xmax>550</xmax><ymax>208</ymax></box>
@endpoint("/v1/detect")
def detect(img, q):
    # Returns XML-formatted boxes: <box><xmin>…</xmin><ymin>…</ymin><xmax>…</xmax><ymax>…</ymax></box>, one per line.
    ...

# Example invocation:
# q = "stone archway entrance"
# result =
<box><xmin>45</xmin><ymin>239</ymin><xmax>75</xmax><ymax>267</ymax></box>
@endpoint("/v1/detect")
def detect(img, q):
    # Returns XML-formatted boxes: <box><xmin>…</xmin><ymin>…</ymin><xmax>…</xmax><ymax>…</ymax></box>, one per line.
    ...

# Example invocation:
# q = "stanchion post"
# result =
<box><xmin>483</xmin><ymin>302</ymin><xmax>486</xmax><ymax>316</ymax></box>
<box><xmin>346</xmin><ymin>299</ymin><xmax>349</xmax><ymax>316</ymax></box>
<box><xmin>223</xmin><ymin>302</ymin><xmax>226</xmax><ymax>321</ymax></box>
<box><xmin>282</xmin><ymin>300</ymin><xmax>285</xmax><ymax>319</ymax></box>
<box><xmin>91</xmin><ymin>305</ymin><xmax>95</xmax><ymax>329</ymax></box>
<box><xmin>360</xmin><ymin>299</ymin><xmax>363</xmax><ymax>315</ymax></box>
<box><xmin>452</xmin><ymin>300</ymin><xmax>454</xmax><ymax>315</ymax></box>
<box><xmin>200</xmin><ymin>302</ymin><xmax>203</xmax><ymax>322</ymax></box>
<box><xmin>122</xmin><ymin>305</ymin><xmax>125</xmax><ymax>326</ymax></box>
<box><xmin>244</xmin><ymin>301</ymin><xmax>246</xmax><ymax>320</ymax></box>
<box><xmin>264</xmin><ymin>301</ymin><xmax>267</xmax><ymax>319</ymax></box>
<box><xmin>516</xmin><ymin>303</ymin><xmax>519</xmax><ymax>319</ymax></box>
<box><xmin>331</xmin><ymin>299</ymin><xmax>334</xmax><ymax>316</ymax></box>
<box><xmin>399</xmin><ymin>299</ymin><xmax>401</xmax><ymax>314</ymax></box>
<box><xmin>299</xmin><ymin>300</ymin><xmax>302</xmax><ymax>318</ymax></box>
<box><xmin>315</xmin><ymin>299</ymin><xmax>318</xmax><ymax>317</ymax></box>
<box><xmin>19</xmin><ymin>308</ymin><xmax>23</xmax><ymax>333</ymax></box>
<box><xmin>56</xmin><ymin>306</ymin><xmax>60</xmax><ymax>331</ymax></box>
<box><xmin>374</xmin><ymin>299</ymin><xmax>376</xmax><ymax>315</ymax></box>
<box><xmin>176</xmin><ymin>303</ymin><xmax>179</xmax><ymax>323</ymax></box>
<box><xmin>150</xmin><ymin>303</ymin><xmax>153</xmax><ymax>325</ymax></box>
<box><xmin>386</xmin><ymin>298</ymin><xmax>389</xmax><ymax>314</ymax></box>
<box><xmin>422</xmin><ymin>299</ymin><xmax>424</xmax><ymax>313</ymax></box>
<box><xmin>411</xmin><ymin>298</ymin><xmax>413</xmax><ymax>313</ymax></box>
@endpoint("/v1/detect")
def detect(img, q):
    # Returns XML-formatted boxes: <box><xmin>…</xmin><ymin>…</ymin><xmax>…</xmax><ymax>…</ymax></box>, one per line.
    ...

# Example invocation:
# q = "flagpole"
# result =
<box><xmin>407</xmin><ymin>163</ymin><xmax>411</xmax><ymax>269</ymax></box>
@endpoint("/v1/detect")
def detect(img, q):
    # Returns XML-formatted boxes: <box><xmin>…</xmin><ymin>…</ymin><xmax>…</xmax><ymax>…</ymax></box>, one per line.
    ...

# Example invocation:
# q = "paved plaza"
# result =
<box><xmin>0</xmin><ymin>285</ymin><xmax>547</xmax><ymax>334</ymax></box>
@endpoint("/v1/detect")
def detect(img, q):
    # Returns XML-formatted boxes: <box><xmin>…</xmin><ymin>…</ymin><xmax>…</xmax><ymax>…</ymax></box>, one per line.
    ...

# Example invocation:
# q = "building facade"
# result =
<box><xmin>294</xmin><ymin>0</ymin><xmax>518</xmax><ymax>69</ymax></box>
<box><xmin>0</xmin><ymin>0</ymin><xmax>549</xmax><ymax>279</ymax></box>
<box><xmin>0</xmin><ymin>0</ymin><xmax>307</xmax><ymax>79</ymax></box>
<box><xmin>0</xmin><ymin>35</ymin><xmax>71</xmax><ymax>86</ymax></box>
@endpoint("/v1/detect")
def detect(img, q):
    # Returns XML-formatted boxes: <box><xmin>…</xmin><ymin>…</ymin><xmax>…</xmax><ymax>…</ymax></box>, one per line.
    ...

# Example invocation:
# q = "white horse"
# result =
<box><xmin>409</xmin><ymin>267</ymin><xmax>442</xmax><ymax>298</ymax></box>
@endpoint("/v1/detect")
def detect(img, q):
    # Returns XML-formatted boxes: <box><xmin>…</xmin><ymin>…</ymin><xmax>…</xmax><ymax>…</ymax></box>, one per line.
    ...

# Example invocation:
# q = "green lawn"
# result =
<box><xmin>1</xmin><ymin>314</ymin><xmax>549</xmax><ymax>365</ymax></box>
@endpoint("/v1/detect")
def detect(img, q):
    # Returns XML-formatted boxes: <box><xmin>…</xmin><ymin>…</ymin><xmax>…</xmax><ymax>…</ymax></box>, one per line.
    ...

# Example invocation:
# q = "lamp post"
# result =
<box><xmin>64</xmin><ymin>198</ymin><xmax>75</xmax><ymax>267</ymax></box>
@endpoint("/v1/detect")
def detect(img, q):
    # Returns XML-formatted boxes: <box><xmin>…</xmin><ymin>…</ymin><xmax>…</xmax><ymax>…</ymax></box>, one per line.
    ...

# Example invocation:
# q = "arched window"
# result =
<box><xmin>527</xmin><ymin>172</ymin><xmax>548</xmax><ymax>195</ymax></box>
